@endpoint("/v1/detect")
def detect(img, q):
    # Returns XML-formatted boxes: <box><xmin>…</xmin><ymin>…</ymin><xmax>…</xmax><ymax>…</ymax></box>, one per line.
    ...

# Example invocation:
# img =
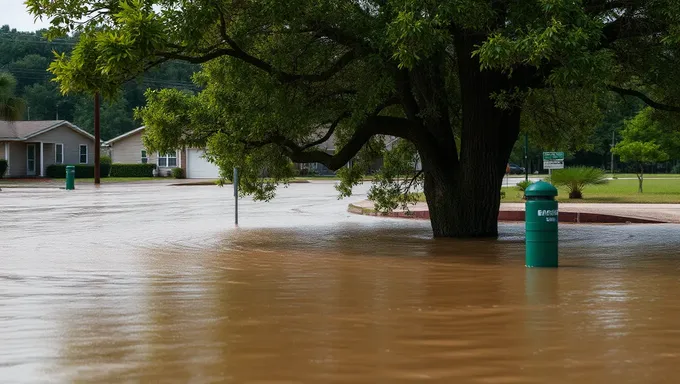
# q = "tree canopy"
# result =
<box><xmin>0</xmin><ymin>24</ymin><xmax>197</xmax><ymax>139</ymax></box>
<box><xmin>26</xmin><ymin>0</ymin><xmax>680</xmax><ymax>237</ymax></box>
<box><xmin>613</xmin><ymin>107</ymin><xmax>680</xmax><ymax>191</ymax></box>
<box><xmin>0</xmin><ymin>72</ymin><xmax>26</xmax><ymax>121</ymax></box>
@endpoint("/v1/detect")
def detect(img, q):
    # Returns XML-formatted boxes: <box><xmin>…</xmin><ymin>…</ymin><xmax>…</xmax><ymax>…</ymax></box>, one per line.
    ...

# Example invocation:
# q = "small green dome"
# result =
<box><xmin>524</xmin><ymin>180</ymin><xmax>558</xmax><ymax>197</ymax></box>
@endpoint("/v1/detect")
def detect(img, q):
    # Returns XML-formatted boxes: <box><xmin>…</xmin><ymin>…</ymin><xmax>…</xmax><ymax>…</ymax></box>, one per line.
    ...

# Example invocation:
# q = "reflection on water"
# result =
<box><xmin>2</xmin><ymin>184</ymin><xmax>680</xmax><ymax>383</ymax></box>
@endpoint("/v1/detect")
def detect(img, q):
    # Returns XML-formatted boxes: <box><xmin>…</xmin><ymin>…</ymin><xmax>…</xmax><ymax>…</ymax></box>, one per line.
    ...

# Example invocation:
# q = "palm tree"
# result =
<box><xmin>0</xmin><ymin>72</ymin><xmax>25</xmax><ymax>121</ymax></box>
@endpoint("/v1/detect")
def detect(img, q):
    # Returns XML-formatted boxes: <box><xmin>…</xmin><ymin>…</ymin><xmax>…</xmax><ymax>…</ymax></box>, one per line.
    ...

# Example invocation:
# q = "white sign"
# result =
<box><xmin>543</xmin><ymin>152</ymin><xmax>565</xmax><ymax>170</ymax></box>
<box><xmin>543</xmin><ymin>160</ymin><xmax>564</xmax><ymax>169</ymax></box>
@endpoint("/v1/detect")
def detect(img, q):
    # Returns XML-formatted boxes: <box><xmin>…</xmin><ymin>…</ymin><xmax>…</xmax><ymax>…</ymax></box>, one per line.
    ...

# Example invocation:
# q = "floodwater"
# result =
<box><xmin>2</xmin><ymin>182</ymin><xmax>680</xmax><ymax>383</ymax></box>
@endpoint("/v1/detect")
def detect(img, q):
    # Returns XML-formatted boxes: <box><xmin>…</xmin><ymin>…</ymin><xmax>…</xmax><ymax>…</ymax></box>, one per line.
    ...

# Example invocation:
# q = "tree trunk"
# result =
<box><xmin>418</xmin><ymin>33</ymin><xmax>522</xmax><ymax>238</ymax></box>
<box><xmin>638</xmin><ymin>164</ymin><xmax>644</xmax><ymax>193</ymax></box>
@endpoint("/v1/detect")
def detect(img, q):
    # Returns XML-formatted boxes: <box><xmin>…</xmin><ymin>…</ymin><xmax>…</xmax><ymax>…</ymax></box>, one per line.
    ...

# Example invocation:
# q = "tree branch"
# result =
<box><xmin>157</xmin><ymin>6</ymin><xmax>360</xmax><ymax>84</ymax></box>
<box><xmin>300</xmin><ymin>111</ymin><xmax>351</xmax><ymax>150</ymax></box>
<box><xmin>608</xmin><ymin>85</ymin><xmax>680</xmax><ymax>112</ymax></box>
<box><xmin>158</xmin><ymin>45</ymin><xmax>355</xmax><ymax>83</ymax></box>
<box><xmin>395</xmin><ymin>69</ymin><xmax>421</xmax><ymax>121</ymax></box>
<box><xmin>283</xmin><ymin>116</ymin><xmax>418</xmax><ymax>170</ymax></box>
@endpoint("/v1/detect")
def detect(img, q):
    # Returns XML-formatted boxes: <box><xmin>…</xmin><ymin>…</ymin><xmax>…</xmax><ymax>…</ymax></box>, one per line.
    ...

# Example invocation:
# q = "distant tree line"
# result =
<box><xmin>0</xmin><ymin>24</ymin><xmax>198</xmax><ymax>140</ymax></box>
<box><xmin>508</xmin><ymin>95</ymin><xmax>680</xmax><ymax>174</ymax></box>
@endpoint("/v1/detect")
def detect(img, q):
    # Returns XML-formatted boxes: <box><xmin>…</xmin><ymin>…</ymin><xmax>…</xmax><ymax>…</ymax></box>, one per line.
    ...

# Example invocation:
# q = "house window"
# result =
<box><xmin>79</xmin><ymin>145</ymin><xmax>88</xmax><ymax>164</ymax></box>
<box><xmin>141</xmin><ymin>150</ymin><xmax>148</xmax><ymax>164</ymax></box>
<box><xmin>55</xmin><ymin>144</ymin><xmax>64</xmax><ymax>164</ymax></box>
<box><xmin>157</xmin><ymin>151</ymin><xmax>177</xmax><ymax>167</ymax></box>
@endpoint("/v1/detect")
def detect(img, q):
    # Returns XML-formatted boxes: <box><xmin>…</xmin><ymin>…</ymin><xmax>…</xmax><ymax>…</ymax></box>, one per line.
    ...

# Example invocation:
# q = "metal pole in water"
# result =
<box><xmin>233</xmin><ymin>167</ymin><xmax>239</xmax><ymax>226</ymax></box>
<box><xmin>524</xmin><ymin>133</ymin><xmax>529</xmax><ymax>182</ymax></box>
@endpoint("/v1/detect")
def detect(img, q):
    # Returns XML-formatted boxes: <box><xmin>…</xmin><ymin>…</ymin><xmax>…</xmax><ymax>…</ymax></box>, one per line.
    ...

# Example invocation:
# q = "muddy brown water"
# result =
<box><xmin>2</xmin><ymin>183</ymin><xmax>680</xmax><ymax>383</ymax></box>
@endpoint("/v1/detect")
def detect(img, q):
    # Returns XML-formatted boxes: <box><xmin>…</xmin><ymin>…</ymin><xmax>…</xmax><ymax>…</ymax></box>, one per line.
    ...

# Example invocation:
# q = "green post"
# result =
<box><xmin>525</xmin><ymin>181</ymin><xmax>558</xmax><ymax>267</ymax></box>
<box><xmin>65</xmin><ymin>165</ymin><xmax>75</xmax><ymax>190</ymax></box>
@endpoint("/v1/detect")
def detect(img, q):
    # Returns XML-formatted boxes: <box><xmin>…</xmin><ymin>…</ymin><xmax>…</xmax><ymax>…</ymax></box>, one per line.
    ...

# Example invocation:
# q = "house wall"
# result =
<box><xmin>31</xmin><ymin>124</ymin><xmax>95</xmax><ymax>166</ymax></box>
<box><xmin>110</xmin><ymin>130</ymin><xmax>158</xmax><ymax>165</ymax></box>
<box><xmin>109</xmin><ymin>130</ymin><xmax>183</xmax><ymax>176</ymax></box>
<box><xmin>9</xmin><ymin>142</ymin><xmax>26</xmax><ymax>177</ymax></box>
<box><xmin>43</xmin><ymin>144</ymin><xmax>55</xmax><ymax>174</ymax></box>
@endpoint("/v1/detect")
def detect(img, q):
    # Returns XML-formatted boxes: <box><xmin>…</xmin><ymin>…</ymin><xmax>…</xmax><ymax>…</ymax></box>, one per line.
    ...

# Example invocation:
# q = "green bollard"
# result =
<box><xmin>65</xmin><ymin>165</ymin><xmax>75</xmax><ymax>190</ymax></box>
<box><xmin>525</xmin><ymin>181</ymin><xmax>558</xmax><ymax>267</ymax></box>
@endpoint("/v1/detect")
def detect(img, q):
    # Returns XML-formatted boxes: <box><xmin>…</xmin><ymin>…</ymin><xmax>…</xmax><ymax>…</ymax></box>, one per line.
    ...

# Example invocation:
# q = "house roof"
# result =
<box><xmin>0</xmin><ymin>120</ymin><xmax>95</xmax><ymax>141</ymax></box>
<box><xmin>104</xmin><ymin>126</ymin><xmax>145</xmax><ymax>145</ymax></box>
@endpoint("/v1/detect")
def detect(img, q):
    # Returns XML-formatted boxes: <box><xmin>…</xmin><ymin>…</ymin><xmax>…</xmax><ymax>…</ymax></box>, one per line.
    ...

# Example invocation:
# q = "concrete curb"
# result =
<box><xmin>348</xmin><ymin>203</ymin><xmax>667</xmax><ymax>224</ymax></box>
<box><xmin>170</xmin><ymin>180</ymin><xmax>311</xmax><ymax>186</ymax></box>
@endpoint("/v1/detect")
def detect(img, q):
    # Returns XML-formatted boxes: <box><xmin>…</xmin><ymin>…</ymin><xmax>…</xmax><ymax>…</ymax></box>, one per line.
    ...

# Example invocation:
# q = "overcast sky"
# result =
<box><xmin>0</xmin><ymin>0</ymin><xmax>51</xmax><ymax>32</ymax></box>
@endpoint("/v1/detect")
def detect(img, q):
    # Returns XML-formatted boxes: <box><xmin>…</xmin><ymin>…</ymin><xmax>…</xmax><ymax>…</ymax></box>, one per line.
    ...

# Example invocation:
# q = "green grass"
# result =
<box><xmin>609</xmin><ymin>173</ymin><xmax>680</xmax><ymax>179</ymax></box>
<box><xmin>74</xmin><ymin>177</ymin><xmax>161</xmax><ymax>183</ymax></box>
<box><xmin>504</xmin><ymin>178</ymin><xmax>680</xmax><ymax>203</ymax></box>
<box><xmin>415</xmin><ymin>179</ymin><xmax>680</xmax><ymax>204</ymax></box>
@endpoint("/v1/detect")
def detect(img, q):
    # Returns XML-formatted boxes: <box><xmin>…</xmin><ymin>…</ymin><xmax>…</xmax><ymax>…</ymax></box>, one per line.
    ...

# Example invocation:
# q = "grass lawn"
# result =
<box><xmin>610</xmin><ymin>173</ymin><xmax>680</xmax><ymax>179</ymax></box>
<box><xmin>74</xmin><ymin>177</ymin><xmax>161</xmax><ymax>183</ymax></box>
<box><xmin>502</xmin><ymin>178</ymin><xmax>680</xmax><ymax>203</ymax></box>
<box><xmin>415</xmin><ymin>178</ymin><xmax>680</xmax><ymax>204</ymax></box>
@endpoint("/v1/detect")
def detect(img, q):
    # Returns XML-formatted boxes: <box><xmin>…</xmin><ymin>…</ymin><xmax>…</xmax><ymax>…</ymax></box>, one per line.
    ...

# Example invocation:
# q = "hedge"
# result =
<box><xmin>0</xmin><ymin>159</ymin><xmax>7</xmax><ymax>178</ymax></box>
<box><xmin>46</xmin><ymin>163</ymin><xmax>111</xmax><ymax>178</ymax></box>
<box><xmin>110</xmin><ymin>163</ymin><xmax>157</xmax><ymax>177</ymax></box>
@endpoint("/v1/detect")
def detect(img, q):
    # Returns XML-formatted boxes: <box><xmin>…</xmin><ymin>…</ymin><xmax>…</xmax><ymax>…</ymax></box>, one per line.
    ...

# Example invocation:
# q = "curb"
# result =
<box><xmin>170</xmin><ymin>179</ymin><xmax>311</xmax><ymax>186</ymax></box>
<box><xmin>348</xmin><ymin>204</ymin><xmax>666</xmax><ymax>224</ymax></box>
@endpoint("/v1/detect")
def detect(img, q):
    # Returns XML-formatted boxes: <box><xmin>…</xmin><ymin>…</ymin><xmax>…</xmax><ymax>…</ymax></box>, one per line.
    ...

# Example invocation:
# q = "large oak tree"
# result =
<box><xmin>28</xmin><ymin>0</ymin><xmax>680</xmax><ymax>237</ymax></box>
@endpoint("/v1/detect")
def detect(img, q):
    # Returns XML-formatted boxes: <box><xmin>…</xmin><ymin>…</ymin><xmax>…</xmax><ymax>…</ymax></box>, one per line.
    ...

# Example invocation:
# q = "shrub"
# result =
<box><xmin>171</xmin><ymin>167</ymin><xmax>185</xmax><ymax>179</ymax></box>
<box><xmin>550</xmin><ymin>166</ymin><xmax>607</xmax><ymax>199</ymax></box>
<box><xmin>672</xmin><ymin>164</ymin><xmax>680</xmax><ymax>174</ymax></box>
<box><xmin>110</xmin><ymin>163</ymin><xmax>157</xmax><ymax>177</ymax></box>
<box><xmin>46</xmin><ymin>164</ymin><xmax>110</xmax><ymax>178</ymax></box>
<box><xmin>517</xmin><ymin>180</ymin><xmax>533</xmax><ymax>192</ymax></box>
<box><xmin>500</xmin><ymin>189</ymin><xmax>506</xmax><ymax>199</ymax></box>
<box><xmin>101</xmin><ymin>155</ymin><xmax>112</xmax><ymax>164</ymax></box>
<box><xmin>0</xmin><ymin>159</ymin><xmax>7</xmax><ymax>178</ymax></box>
<box><xmin>517</xmin><ymin>180</ymin><xmax>533</xmax><ymax>200</ymax></box>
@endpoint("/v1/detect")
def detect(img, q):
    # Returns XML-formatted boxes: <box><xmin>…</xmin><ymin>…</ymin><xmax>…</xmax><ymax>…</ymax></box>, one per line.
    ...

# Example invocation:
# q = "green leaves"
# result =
<box><xmin>612</xmin><ymin>108</ymin><xmax>675</xmax><ymax>165</ymax></box>
<box><xmin>0</xmin><ymin>72</ymin><xmax>26</xmax><ymax>121</ymax></box>
<box><xmin>550</xmin><ymin>166</ymin><xmax>607</xmax><ymax>199</ymax></box>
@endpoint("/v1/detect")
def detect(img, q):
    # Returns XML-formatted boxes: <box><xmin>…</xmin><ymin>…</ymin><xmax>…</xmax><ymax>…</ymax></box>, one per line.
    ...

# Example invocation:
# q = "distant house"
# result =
<box><xmin>295</xmin><ymin>134</ymin><xmax>403</xmax><ymax>175</ymax></box>
<box><xmin>103</xmin><ymin>126</ymin><xmax>221</xmax><ymax>178</ymax></box>
<box><xmin>0</xmin><ymin>120</ymin><xmax>96</xmax><ymax>177</ymax></box>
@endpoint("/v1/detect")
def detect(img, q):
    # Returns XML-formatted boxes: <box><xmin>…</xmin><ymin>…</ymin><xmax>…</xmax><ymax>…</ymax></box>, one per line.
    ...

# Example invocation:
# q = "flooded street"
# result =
<box><xmin>2</xmin><ymin>182</ymin><xmax>680</xmax><ymax>383</ymax></box>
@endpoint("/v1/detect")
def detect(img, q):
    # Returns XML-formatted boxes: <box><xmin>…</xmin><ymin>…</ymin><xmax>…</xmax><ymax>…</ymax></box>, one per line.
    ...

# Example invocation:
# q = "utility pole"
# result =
<box><xmin>610</xmin><ymin>130</ymin><xmax>615</xmax><ymax>177</ymax></box>
<box><xmin>524</xmin><ymin>132</ymin><xmax>529</xmax><ymax>182</ymax></box>
<box><xmin>94</xmin><ymin>92</ymin><xmax>101</xmax><ymax>185</ymax></box>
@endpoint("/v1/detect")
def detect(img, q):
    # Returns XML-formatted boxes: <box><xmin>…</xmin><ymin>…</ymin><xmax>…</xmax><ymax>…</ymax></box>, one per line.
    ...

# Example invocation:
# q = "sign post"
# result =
<box><xmin>542</xmin><ymin>152</ymin><xmax>565</xmax><ymax>177</ymax></box>
<box><xmin>233</xmin><ymin>167</ymin><xmax>239</xmax><ymax>226</ymax></box>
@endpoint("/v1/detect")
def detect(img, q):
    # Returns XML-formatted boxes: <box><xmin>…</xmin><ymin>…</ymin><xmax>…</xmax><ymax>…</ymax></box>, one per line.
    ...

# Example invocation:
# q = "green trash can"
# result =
<box><xmin>525</xmin><ymin>181</ymin><xmax>558</xmax><ymax>267</ymax></box>
<box><xmin>65</xmin><ymin>165</ymin><xmax>75</xmax><ymax>190</ymax></box>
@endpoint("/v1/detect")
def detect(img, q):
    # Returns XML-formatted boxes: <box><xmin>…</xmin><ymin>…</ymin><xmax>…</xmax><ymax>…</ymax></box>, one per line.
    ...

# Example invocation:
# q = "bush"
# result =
<box><xmin>550</xmin><ymin>166</ymin><xmax>607</xmax><ymax>199</ymax></box>
<box><xmin>517</xmin><ymin>180</ymin><xmax>533</xmax><ymax>200</ymax></box>
<box><xmin>46</xmin><ymin>164</ymin><xmax>110</xmax><ymax>178</ymax></box>
<box><xmin>171</xmin><ymin>167</ymin><xmax>185</xmax><ymax>179</ymax></box>
<box><xmin>0</xmin><ymin>159</ymin><xmax>7</xmax><ymax>178</ymax></box>
<box><xmin>101</xmin><ymin>155</ymin><xmax>112</xmax><ymax>164</ymax></box>
<box><xmin>517</xmin><ymin>180</ymin><xmax>533</xmax><ymax>192</ymax></box>
<box><xmin>110</xmin><ymin>163</ymin><xmax>157</xmax><ymax>177</ymax></box>
<box><xmin>672</xmin><ymin>164</ymin><xmax>680</xmax><ymax>174</ymax></box>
